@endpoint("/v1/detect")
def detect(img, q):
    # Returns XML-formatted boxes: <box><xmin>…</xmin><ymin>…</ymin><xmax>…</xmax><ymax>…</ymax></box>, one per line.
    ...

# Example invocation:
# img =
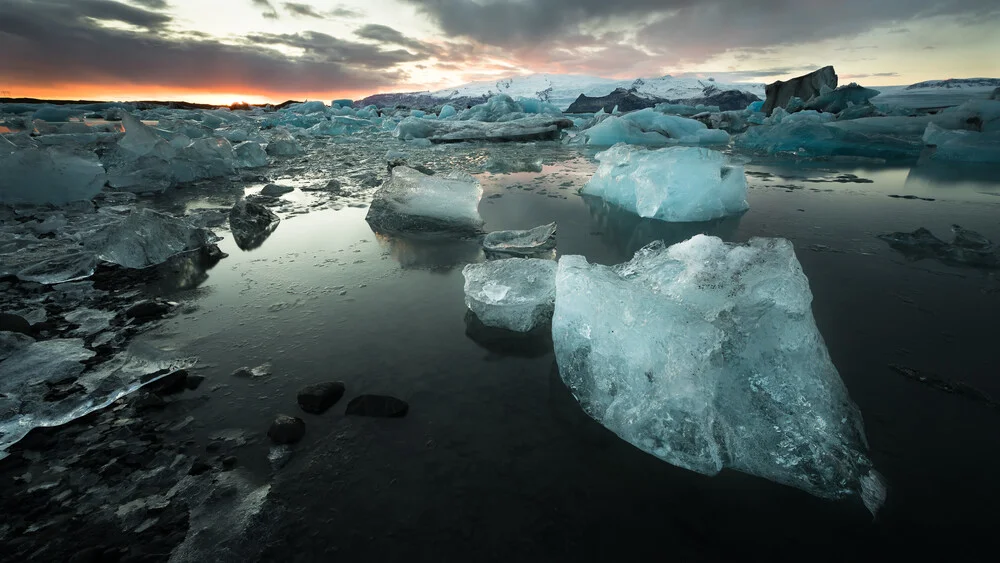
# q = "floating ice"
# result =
<box><xmin>581</xmin><ymin>111</ymin><xmax>730</xmax><ymax>146</ymax></box>
<box><xmin>483</xmin><ymin>153</ymin><xmax>544</xmax><ymax>173</ymax></box>
<box><xmin>736</xmin><ymin>120</ymin><xmax>923</xmax><ymax>160</ymax></box>
<box><xmin>265</xmin><ymin>128</ymin><xmax>304</xmax><ymax>156</ymax></box>
<box><xmin>457</xmin><ymin>95</ymin><xmax>537</xmax><ymax>122</ymax></box>
<box><xmin>482</xmin><ymin>223</ymin><xmax>557</xmax><ymax>257</ymax></box>
<box><xmin>463</xmin><ymin>258</ymin><xmax>557</xmax><ymax>332</ymax></box>
<box><xmin>438</xmin><ymin>104</ymin><xmax>457</xmax><ymax>118</ymax></box>
<box><xmin>394</xmin><ymin>115</ymin><xmax>573</xmax><ymax>143</ymax></box>
<box><xmin>802</xmin><ymin>83</ymin><xmax>881</xmax><ymax>114</ymax></box>
<box><xmin>86</xmin><ymin>208</ymin><xmax>219</xmax><ymax>269</ymax></box>
<box><xmin>553</xmin><ymin>236</ymin><xmax>884</xmax><ymax>513</ymax></box>
<box><xmin>229</xmin><ymin>200</ymin><xmax>280</xmax><ymax>251</ymax></box>
<box><xmin>878</xmin><ymin>224</ymin><xmax>998</xmax><ymax>268</ymax></box>
<box><xmin>366</xmin><ymin>166</ymin><xmax>483</xmax><ymax>235</ymax></box>
<box><xmin>0</xmin><ymin>143</ymin><xmax>107</xmax><ymax>205</ymax></box>
<box><xmin>582</xmin><ymin>144</ymin><xmax>748</xmax><ymax>222</ymax></box>
<box><xmin>922</xmin><ymin>122</ymin><xmax>1000</xmax><ymax>163</ymax></box>
<box><xmin>233</xmin><ymin>141</ymin><xmax>269</xmax><ymax>168</ymax></box>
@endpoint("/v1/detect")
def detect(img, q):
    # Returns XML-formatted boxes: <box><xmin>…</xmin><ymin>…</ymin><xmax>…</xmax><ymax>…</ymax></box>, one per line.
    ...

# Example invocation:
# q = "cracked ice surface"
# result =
<box><xmin>552</xmin><ymin>236</ymin><xmax>884</xmax><ymax>513</ymax></box>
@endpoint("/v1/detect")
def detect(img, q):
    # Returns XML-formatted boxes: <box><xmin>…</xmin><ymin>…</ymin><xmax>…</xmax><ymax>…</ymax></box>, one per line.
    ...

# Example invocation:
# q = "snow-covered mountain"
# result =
<box><xmin>429</xmin><ymin>74</ymin><xmax>766</xmax><ymax>110</ymax></box>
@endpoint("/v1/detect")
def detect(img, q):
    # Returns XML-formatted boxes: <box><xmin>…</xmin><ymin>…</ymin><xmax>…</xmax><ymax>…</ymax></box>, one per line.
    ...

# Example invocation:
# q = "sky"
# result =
<box><xmin>1</xmin><ymin>0</ymin><xmax>998</xmax><ymax>104</ymax></box>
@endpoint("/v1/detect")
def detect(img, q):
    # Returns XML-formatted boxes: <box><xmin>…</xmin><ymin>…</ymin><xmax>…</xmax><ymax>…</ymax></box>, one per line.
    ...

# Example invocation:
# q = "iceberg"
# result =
<box><xmin>229</xmin><ymin>200</ymin><xmax>280</xmax><ymax>251</ymax></box>
<box><xmin>462</xmin><ymin>258</ymin><xmax>557</xmax><ymax>332</ymax></box>
<box><xmin>736</xmin><ymin>120</ymin><xmax>924</xmax><ymax>160</ymax></box>
<box><xmin>922</xmin><ymin>122</ymin><xmax>1000</xmax><ymax>163</ymax></box>
<box><xmin>0</xmin><ymin>142</ymin><xmax>106</xmax><ymax>205</ymax></box>
<box><xmin>438</xmin><ymin>104</ymin><xmax>457</xmax><ymax>119</ymax></box>
<box><xmin>582</xmin><ymin>144</ymin><xmax>748</xmax><ymax>222</ymax></box>
<box><xmin>86</xmin><ymin>208</ymin><xmax>219</xmax><ymax>269</ymax></box>
<box><xmin>233</xmin><ymin>141</ymin><xmax>269</xmax><ymax>168</ymax></box>
<box><xmin>394</xmin><ymin>115</ymin><xmax>573</xmax><ymax>143</ymax></box>
<box><xmin>482</xmin><ymin>223</ymin><xmax>557</xmax><ymax>257</ymax></box>
<box><xmin>265</xmin><ymin>128</ymin><xmax>304</xmax><ymax>156</ymax></box>
<box><xmin>366</xmin><ymin>166</ymin><xmax>484</xmax><ymax>235</ymax></box>
<box><xmin>553</xmin><ymin>237</ymin><xmax>885</xmax><ymax>513</ymax></box>
<box><xmin>582</xmin><ymin>111</ymin><xmax>730</xmax><ymax>146</ymax></box>
<box><xmin>802</xmin><ymin>83</ymin><xmax>881</xmax><ymax>114</ymax></box>
<box><xmin>457</xmin><ymin>95</ymin><xmax>537</xmax><ymax>122</ymax></box>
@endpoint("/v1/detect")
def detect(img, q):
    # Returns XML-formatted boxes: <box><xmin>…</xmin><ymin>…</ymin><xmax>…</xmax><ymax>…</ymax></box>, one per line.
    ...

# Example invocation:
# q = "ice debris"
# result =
<box><xmin>580</xmin><ymin>110</ymin><xmax>730</xmax><ymax>146</ymax></box>
<box><xmin>366</xmin><ymin>166</ymin><xmax>484</xmax><ymax>235</ymax></box>
<box><xmin>922</xmin><ymin>123</ymin><xmax>1000</xmax><ymax>163</ymax></box>
<box><xmin>229</xmin><ymin>200</ymin><xmax>280</xmax><ymax>251</ymax></box>
<box><xmin>553</xmin><ymin>236</ymin><xmax>885</xmax><ymax>513</ymax></box>
<box><xmin>86</xmin><ymin>208</ymin><xmax>219</xmax><ymax>269</ymax></box>
<box><xmin>0</xmin><ymin>140</ymin><xmax>106</xmax><ymax>205</ymax></box>
<box><xmin>482</xmin><ymin>223</ymin><xmax>557</xmax><ymax>257</ymax></box>
<box><xmin>463</xmin><ymin>258</ymin><xmax>557</xmax><ymax>332</ymax></box>
<box><xmin>582</xmin><ymin>144</ymin><xmax>748</xmax><ymax>222</ymax></box>
<box><xmin>735</xmin><ymin>120</ymin><xmax>924</xmax><ymax>160</ymax></box>
<box><xmin>394</xmin><ymin>115</ymin><xmax>573</xmax><ymax>143</ymax></box>
<box><xmin>803</xmin><ymin>83</ymin><xmax>881</xmax><ymax>114</ymax></box>
<box><xmin>233</xmin><ymin>141</ymin><xmax>268</xmax><ymax>168</ymax></box>
<box><xmin>878</xmin><ymin>225</ymin><xmax>998</xmax><ymax>268</ymax></box>
<box><xmin>265</xmin><ymin>128</ymin><xmax>304</xmax><ymax>156</ymax></box>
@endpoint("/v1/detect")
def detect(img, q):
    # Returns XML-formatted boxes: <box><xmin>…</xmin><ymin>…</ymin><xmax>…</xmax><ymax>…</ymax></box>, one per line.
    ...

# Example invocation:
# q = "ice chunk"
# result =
<box><xmin>462</xmin><ymin>258</ymin><xmax>557</xmax><ymax>332</ymax></box>
<box><xmin>736</xmin><ymin>121</ymin><xmax>923</xmax><ymax>160</ymax></box>
<box><xmin>286</xmin><ymin>101</ymin><xmax>327</xmax><ymax>114</ymax></box>
<box><xmin>482</xmin><ymin>223</ymin><xmax>557</xmax><ymax>257</ymax></box>
<box><xmin>86</xmin><ymin>208</ymin><xmax>218</xmax><ymax>269</ymax></box>
<box><xmin>803</xmin><ymin>83</ymin><xmax>881</xmax><ymax>114</ymax></box>
<box><xmin>458</xmin><ymin>95</ymin><xmax>528</xmax><ymax>122</ymax></box>
<box><xmin>119</xmin><ymin>112</ymin><xmax>174</xmax><ymax>159</ymax></box>
<box><xmin>394</xmin><ymin>115</ymin><xmax>573</xmax><ymax>143</ymax></box>
<box><xmin>483</xmin><ymin>153</ymin><xmax>543</xmax><ymax>173</ymax></box>
<box><xmin>438</xmin><ymin>104</ymin><xmax>457</xmax><ymax>118</ymax></box>
<box><xmin>582</xmin><ymin>144</ymin><xmax>748</xmax><ymax>222</ymax></box>
<box><xmin>265</xmin><ymin>128</ymin><xmax>304</xmax><ymax>156</ymax></box>
<box><xmin>878</xmin><ymin>225</ymin><xmax>998</xmax><ymax>268</ymax></box>
<box><xmin>582</xmin><ymin>111</ymin><xmax>730</xmax><ymax>146</ymax></box>
<box><xmin>553</xmin><ymin>237</ymin><xmax>883</xmax><ymax>511</ymax></box>
<box><xmin>0</xmin><ymin>145</ymin><xmax>106</xmax><ymax>205</ymax></box>
<box><xmin>922</xmin><ymin>122</ymin><xmax>1000</xmax><ymax>163</ymax></box>
<box><xmin>233</xmin><ymin>141</ymin><xmax>268</xmax><ymax>168</ymax></box>
<box><xmin>366</xmin><ymin>166</ymin><xmax>484</xmax><ymax>235</ymax></box>
<box><xmin>229</xmin><ymin>200</ymin><xmax>280</xmax><ymax>251</ymax></box>
<box><xmin>65</xmin><ymin>308</ymin><xmax>115</xmax><ymax>337</ymax></box>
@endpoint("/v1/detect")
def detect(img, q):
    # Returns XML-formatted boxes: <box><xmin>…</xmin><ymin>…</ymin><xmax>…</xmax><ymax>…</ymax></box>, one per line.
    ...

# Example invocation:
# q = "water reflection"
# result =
<box><xmin>463</xmin><ymin>310</ymin><xmax>553</xmax><ymax>358</ymax></box>
<box><xmin>905</xmin><ymin>161</ymin><xmax>1000</xmax><ymax>200</ymax></box>
<box><xmin>145</xmin><ymin>246</ymin><xmax>224</xmax><ymax>293</ymax></box>
<box><xmin>373</xmin><ymin>231</ymin><xmax>484</xmax><ymax>272</ymax></box>
<box><xmin>581</xmin><ymin>194</ymin><xmax>744</xmax><ymax>256</ymax></box>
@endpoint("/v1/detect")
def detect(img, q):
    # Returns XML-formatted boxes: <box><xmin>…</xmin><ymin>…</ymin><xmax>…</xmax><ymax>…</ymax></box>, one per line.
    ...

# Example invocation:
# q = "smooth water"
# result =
<box><xmin>136</xmin><ymin>143</ymin><xmax>1000</xmax><ymax>561</ymax></box>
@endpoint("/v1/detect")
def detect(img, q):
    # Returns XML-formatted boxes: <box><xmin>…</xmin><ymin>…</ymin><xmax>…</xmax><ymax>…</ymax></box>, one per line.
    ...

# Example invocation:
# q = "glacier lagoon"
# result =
<box><xmin>2</xmin><ymin>103</ymin><xmax>1000</xmax><ymax>562</ymax></box>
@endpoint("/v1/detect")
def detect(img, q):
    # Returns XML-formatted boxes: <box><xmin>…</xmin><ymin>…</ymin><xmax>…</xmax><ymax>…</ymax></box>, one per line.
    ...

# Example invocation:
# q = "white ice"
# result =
<box><xmin>463</xmin><ymin>258</ymin><xmax>557</xmax><ymax>332</ymax></box>
<box><xmin>581</xmin><ymin>144</ymin><xmax>748</xmax><ymax>222</ymax></box>
<box><xmin>482</xmin><ymin>223</ymin><xmax>557</xmax><ymax>257</ymax></box>
<box><xmin>365</xmin><ymin>166</ymin><xmax>484</xmax><ymax>235</ymax></box>
<box><xmin>552</xmin><ymin>236</ymin><xmax>884</xmax><ymax>513</ymax></box>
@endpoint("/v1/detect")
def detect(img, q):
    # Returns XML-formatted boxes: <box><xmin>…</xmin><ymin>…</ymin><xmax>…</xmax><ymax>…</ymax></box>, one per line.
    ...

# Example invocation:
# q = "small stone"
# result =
<box><xmin>221</xmin><ymin>455</ymin><xmax>238</xmax><ymax>471</ymax></box>
<box><xmin>260</xmin><ymin>183</ymin><xmax>294</xmax><ymax>197</ymax></box>
<box><xmin>188</xmin><ymin>458</ymin><xmax>213</xmax><ymax>476</ymax></box>
<box><xmin>345</xmin><ymin>395</ymin><xmax>409</xmax><ymax>418</ymax></box>
<box><xmin>150</xmin><ymin>370</ymin><xmax>188</xmax><ymax>395</ymax></box>
<box><xmin>297</xmin><ymin>381</ymin><xmax>346</xmax><ymax>414</ymax></box>
<box><xmin>0</xmin><ymin>313</ymin><xmax>32</xmax><ymax>335</ymax></box>
<box><xmin>125</xmin><ymin>300</ymin><xmax>170</xmax><ymax>320</ymax></box>
<box><xmin>267</xmin><ymin>414</ymin><xmax>305</xmax><ymax>444</ymax></box>
<box><xmin>185</xmin><ymin>374</ymin><xmax>206</xmax><ymax>390</ymax></box>
<box><xmin>205</xmin><ymin>441</ymin><xmax>223</xmax><ymax>453</ymax></box>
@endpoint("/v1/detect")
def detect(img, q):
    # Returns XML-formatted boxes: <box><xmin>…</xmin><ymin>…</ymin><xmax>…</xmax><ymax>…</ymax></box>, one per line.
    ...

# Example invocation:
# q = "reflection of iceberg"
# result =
<box><xmin>373</xmin><ymin>232</ymin><xmax>483</xmax><ymax>272</ymax></box>
<box><xmin>463</xmin><ymin>310</ymin><xmax>552</xmax><ymax>358</ymax></box>
<box><xmin>553</xmin><ymin>236</ymin><xmax>885</xmax><ymax>514</ymax></box>
<box><xmin>582</xmin><ymin>194</ymin><xmax>743</xmax><ymax>258</ymax></box>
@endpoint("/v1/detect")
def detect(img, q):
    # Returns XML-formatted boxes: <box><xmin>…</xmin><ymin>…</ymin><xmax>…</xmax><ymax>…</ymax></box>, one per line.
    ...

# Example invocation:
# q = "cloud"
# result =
<box><xmin>129</xmin><ymin>0</ymin><xmax>168</xmax><ymax>9</ymax></box>
<box><xmin>283</xmin><ymin>2</ymin><xmax>324</xmax><ymax>18</ymax></box>
<box><xmin>355</xmin><ymin>24</ymin><xmax>436</xmax><ymax>55</ymax></box>
<box><xmin>251</xmin><ymin>0</ymin><xmax>279</xmax><ymax>19</ymax></box>
<box><xmin>0</xmin><ymin>0</ymin><xmax>411</xmax><ymax>94</ymax></box>
<box><xmin>401</xmin><ymin>0</ymin><xmax>1000</xmax><ymax>65</ymax></box>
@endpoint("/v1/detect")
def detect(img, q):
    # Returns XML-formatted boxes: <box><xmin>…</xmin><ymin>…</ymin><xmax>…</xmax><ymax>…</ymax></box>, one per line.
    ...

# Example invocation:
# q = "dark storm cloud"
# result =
<box><xmin>402</xmin><ymin>0</ymin><xmax>1000</xmax><ymax>63</ymax></box>
<box><xmin>251</xmin><ymin>0</ymin><xmax>280</xmax><ymax>19</ymax></box>
<box><xmin>0</xmin><ymin>0</ymin><xmax>411</xmax><ymax>93</ymax></box>
<box><xmin>355</xmin><ymin>24</ymin><xmax>436</xmax><ymax>54</ymax></box>
<box><xmin>283</xmin><ymin>2</ymin><xmax>324</xmax><ymax>18</ymax></box>
<box><xmin>129</xmin><ymin>0</ymin><xmax>169</xmax><ymax>9</ymax></box>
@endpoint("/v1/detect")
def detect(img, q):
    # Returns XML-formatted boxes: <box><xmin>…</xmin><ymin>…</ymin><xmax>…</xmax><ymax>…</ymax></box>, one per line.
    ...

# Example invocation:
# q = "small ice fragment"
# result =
<box><xmin>482</xmin><ymin>223</ymin><xmax>557</xmax><ymax>257</ymax></box>
<box><xmin>463</xmin><ymin>258</ymin><xmax>557</xmax><ymax>332</ymax></box>
<box><xmin>365</xmin><ymin>166</ymin><xmax>484</xmax><ymax>235</ymax></box>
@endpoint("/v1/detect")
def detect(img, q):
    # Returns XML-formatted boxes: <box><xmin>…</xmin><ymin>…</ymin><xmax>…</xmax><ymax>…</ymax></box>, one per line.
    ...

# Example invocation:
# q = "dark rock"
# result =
<box><xmin>149</xmin><ymin>370</ymin><xmax>188</xmax><ymax>395</ymax></box>
<box><xmin>763</xmin><ymin>66</ymin><xmax>838</xmax><ymax>116</ymax></box>
<box><xmin>125</xmin><ymin>300</ymin><xmax>170</xmax><ymax>320</ymax></box>
<box><xmin>185</xmin><ymin>374</ymin><xmax>206</xmax><ymax>390</ymax></box>
<box><xmin>133</xmin><ymin>392</ymin><xmax>165</xmax><ymax>409</ymax></box>
<box><xmin>205</xmin><ymin>440</ymin><xmax>223</xmax><ymax>453</ymax></box>
<box><xmin>0</xmin><ymin>313</ymin><xmax>32</xmax><ymax>335</ymax></box>
<box><xmin>229</xmin><ymin>199</ymin><xmax>280</xmax><ymax>251</ymax></box>
<box><xmin>188</xmin><ymin>458</ymin><xmax>212</xmax><ymax>476</ymax></box>
<box><xmin>267</xmin><ymin>415</ymin><xmax>306</xmax><ymax>444</ymax></box>
<box><xmin>221</xmin><ymin>455</ymin><xmax>238</xmax><ymax>470</ymax></box>
<box><xmin>259</xmin><ymin>183</ymin><xmax>294</xmax><ymax>197</ymax></box>
<box><xmin>566</xmin><ymin>88</ymin><xmax>660</xmax><ymax>114</ymax></box>
<box><xmin>297</xmin><ymin>381</ymin><xmax>346</xmax><ymax>414</ymax></box>
<box><xmin>69</xmin><ymin>546</ymin><xmax>103</xmax><ymax>563</ymax></box>
<box><xmin>345</xmin><ymin>395</ymin><xmax>409</xmax><ymax>418</ymax></box>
